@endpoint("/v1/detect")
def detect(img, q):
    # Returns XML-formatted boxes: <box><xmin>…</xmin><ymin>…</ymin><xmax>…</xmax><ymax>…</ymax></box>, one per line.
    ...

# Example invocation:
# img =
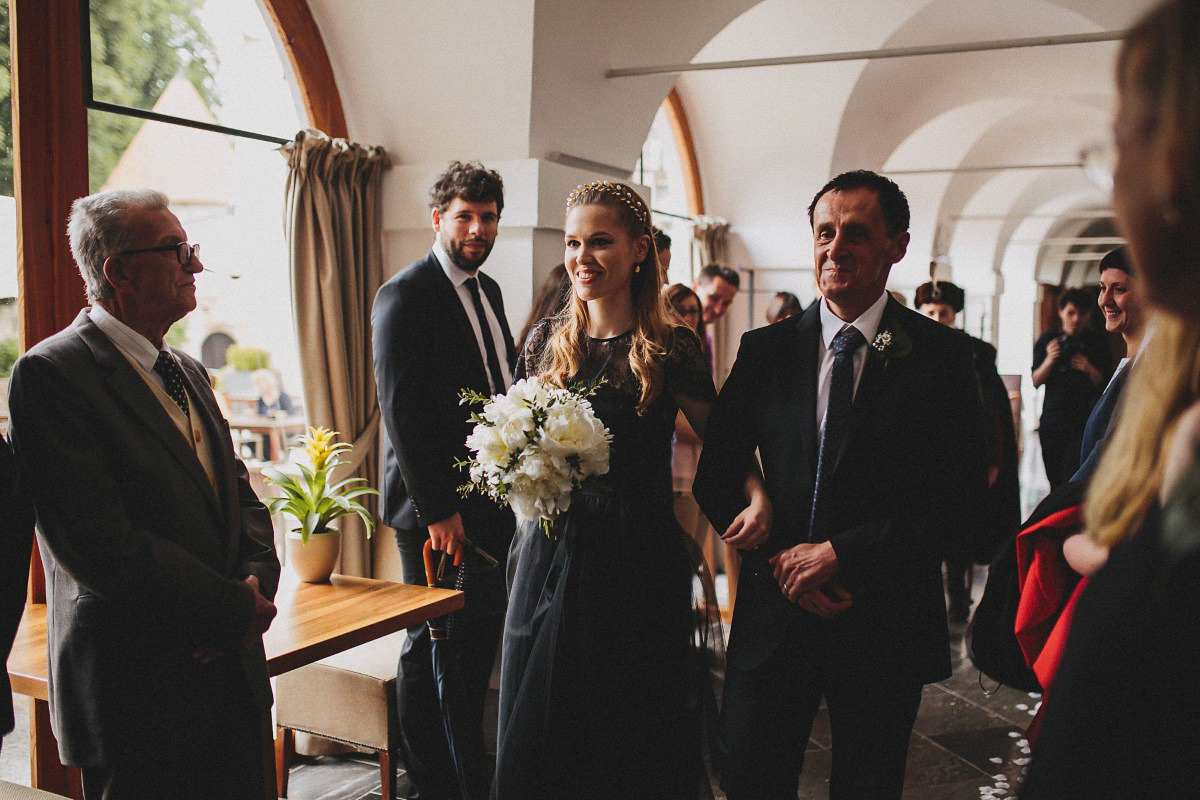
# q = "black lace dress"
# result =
<box><xmin>492</xmin><ymin>321</ymin><xmax>719</xmax><ymax>800</ymax></box>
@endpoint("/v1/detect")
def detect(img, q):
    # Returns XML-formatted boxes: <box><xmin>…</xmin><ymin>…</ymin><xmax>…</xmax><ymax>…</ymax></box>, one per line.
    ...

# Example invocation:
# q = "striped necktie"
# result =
<box><xmin>810</xmin><ymin>325</ymin><xmax>865</xmax><ymax>539</ymax></box>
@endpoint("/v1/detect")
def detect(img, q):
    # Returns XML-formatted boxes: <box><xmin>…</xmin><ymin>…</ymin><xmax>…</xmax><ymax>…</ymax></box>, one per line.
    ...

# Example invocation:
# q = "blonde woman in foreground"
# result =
<box><xmin>1020</xmin><ymin>1</ymin><xmax>1200</xmax><ymax>797</ymax></box>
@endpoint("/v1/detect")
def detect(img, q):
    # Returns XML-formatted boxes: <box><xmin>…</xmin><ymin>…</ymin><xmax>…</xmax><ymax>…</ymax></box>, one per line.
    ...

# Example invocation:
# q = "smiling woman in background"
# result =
<box><xmin>1020</xmin><ymin>1</ymin><xmax>1200</xmax><ymax>797</ymax></box>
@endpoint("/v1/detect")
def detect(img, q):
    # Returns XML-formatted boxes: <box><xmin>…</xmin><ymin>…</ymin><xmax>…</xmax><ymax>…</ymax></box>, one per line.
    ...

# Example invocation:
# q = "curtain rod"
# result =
<box><xmin>606</xmin><ymin>30</ymin><xmax>1124</xmax><ymax>78</ymax></box>
<box><xmin>79</xmin><ymin>0</ymin><xmax>291</xmax><ymax>147</ymax></box>
<box><xmin>86</xmin><ymin>101</ymin><xmax>292</xmax><ymax>146</ymax></box>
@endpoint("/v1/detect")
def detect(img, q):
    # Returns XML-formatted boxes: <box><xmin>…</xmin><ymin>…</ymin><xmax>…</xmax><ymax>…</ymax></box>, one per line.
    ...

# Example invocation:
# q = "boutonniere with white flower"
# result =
<box><xmin>869</xmin><ymin>325</ymin><xmax>912</xmax><ymax>360</ymax></box>
<box><xmin>456</xmin><ymin>378</ymin><xmax>612</xmax><ymax>537</ymax></box>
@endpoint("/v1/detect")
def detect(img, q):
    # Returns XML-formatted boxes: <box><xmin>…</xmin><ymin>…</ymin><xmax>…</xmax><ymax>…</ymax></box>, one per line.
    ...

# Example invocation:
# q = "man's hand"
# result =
<box><xmin>1070</xmin><ymin>353</ymin><xmax>1104</xmax><ymax>385</ymax></box>
<box><xmin>794</xmin><ymin>584</ymin><xmax>854</xmax><ymax>617</ymax></box>
<box><xmin>722</xmin><ymin>497</ymin><xmax>772</xmax><ymax>550</ymax></box>
<box><xmin>241</xmin><ymin>575</ymin><xmax>277</xmax><ymax>650</ymax></box>
<box><xmin>427</xmin><ymin>512</ymin><xmax>467</xmax><ymax>559</ymax></box>
<box><xmin>197</xmin><ymin>576</ymin><xmax>277</xmax><ymax>661</ymax></box>
<box><xmin>770</xmin><ymin>541</ymin><xmax>839</xmax><ymax>597</ymax></box>
<box><xmin>1043</xmin><ymin>338</ymin><xmax>1062</xmax><ymax>366</ymax></box>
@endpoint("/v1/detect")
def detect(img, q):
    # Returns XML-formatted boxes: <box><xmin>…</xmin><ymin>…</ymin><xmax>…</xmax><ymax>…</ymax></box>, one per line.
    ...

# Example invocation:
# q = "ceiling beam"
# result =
<box><xmin>886</xmin><ymin>162</ymin><xmax>1081</xmax><ymax>176</ymax></box>
<box><xmin>606</xmin><ymin>30</ymin><xmax>1124</xmax><ymax>78</ymax></box>
<box><xmin>951</xmin><ymin>210</ymin><xmax>1111</xmax><ymax>221</ymax></box>
<box><xmin>1023</xmin><ymin>236</ymin><xmax>1126</xmax><ymax>246</ymax></box>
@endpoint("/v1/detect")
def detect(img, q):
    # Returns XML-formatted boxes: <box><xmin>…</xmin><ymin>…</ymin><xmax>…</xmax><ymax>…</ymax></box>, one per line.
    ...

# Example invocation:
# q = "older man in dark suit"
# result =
<box><xmin>695</xmin><ymin>171</ymin><xmax>985</xmax><ymax>800</ymax></box>
<box><xmin>7</xmin><ymin>189</ymin><xmax>279</xmax><ymax>799</ymax></box>
<box><xmin>372</xmin><ymin>161</ymin><xmax>516</xmax><ymax>800</ymax></box>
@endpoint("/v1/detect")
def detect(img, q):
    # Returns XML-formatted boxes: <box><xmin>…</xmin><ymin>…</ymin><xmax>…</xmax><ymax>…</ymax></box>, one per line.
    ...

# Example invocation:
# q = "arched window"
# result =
<box><xmin>636</xmin><ymin>89</ymin><xmax>705</xmax><ymax>287</ymax></box>
<box><xmin>8</xmin><ymin>0</ymin><xmax>347</xmax><ymax>605</ymax></box>
<box><xmin>84</xmin><ymin>0</ymin><xmax>308</xmax><ymax>432</ymax></box>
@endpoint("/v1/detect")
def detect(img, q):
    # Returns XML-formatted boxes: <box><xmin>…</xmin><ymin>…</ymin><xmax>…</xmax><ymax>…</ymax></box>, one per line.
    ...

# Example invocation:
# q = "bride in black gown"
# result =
<box><xmin>492</xmin><ymin>181</ymin><xmax>770</xmax><ymax>800</ymax></box>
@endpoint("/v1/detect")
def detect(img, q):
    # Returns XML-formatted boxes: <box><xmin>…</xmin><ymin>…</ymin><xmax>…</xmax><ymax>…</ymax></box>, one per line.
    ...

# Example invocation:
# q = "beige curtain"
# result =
<box><xmin>694</xmin><ymin>216</ymin><xmax>731</xmax><ymax>266</ymax></box>
<box><xmin>282</xmin><ymin>129</ymin><xmax>389</xmax><ymax>577</ymax></box>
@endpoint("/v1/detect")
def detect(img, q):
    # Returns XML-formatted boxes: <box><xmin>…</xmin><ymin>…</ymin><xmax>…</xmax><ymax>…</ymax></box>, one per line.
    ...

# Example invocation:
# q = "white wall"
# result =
<box><xmin>301</xmin><ymin>0</ymin><xmax>1158</xmax><ymax>572</ymax></box>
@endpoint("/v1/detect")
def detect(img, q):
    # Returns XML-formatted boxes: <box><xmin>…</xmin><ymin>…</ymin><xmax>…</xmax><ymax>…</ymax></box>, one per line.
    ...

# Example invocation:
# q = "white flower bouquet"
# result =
<box><xmin>458</xmin><ymin>378</ymin><xmax>612</xmax><ymax>535</ymax></box>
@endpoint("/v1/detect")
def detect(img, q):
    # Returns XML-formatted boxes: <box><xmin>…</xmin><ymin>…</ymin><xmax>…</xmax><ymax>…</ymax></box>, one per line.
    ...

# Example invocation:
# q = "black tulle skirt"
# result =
<box><xmin>492</xmin><ymin>490</ymin><xmax>721</xmax><ymax>800</ymax></box>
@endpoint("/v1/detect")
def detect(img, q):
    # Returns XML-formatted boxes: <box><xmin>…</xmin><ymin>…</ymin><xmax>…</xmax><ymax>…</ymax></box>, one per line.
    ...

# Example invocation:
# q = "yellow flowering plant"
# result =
<box><xmin>263</xmin><ymin>426</ymin><xmax>378</xmax><ymax>543</ymax></box>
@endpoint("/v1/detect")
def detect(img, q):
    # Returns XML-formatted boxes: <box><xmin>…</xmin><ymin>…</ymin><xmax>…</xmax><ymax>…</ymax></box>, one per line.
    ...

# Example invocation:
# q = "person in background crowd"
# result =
<box><xmin>8</xmin><ymin>189</ymin><xmax>279</xmax><ymax>799</ymax></box>
<box><xmin>653</xmin><ymin>226</ymin><xmax>673</xmax><ymax>271</ymax></box>
<box><xmin>1070</xmin><ymin>246</ymin><xmax>1148</xmax><ymax>486</ymax></box>
<box><xmin>765</xmin><ymin>291</ymin><xmax>803</xmax><ymax>325</ymax></box>
<box><xmin>1031</xmin><ymin>288</ymin><xmax>1113</xmax><ymax>487</ymax></box>
<box><xmin>693</xmin><ymin>263</ymin><xmax>739</xmax><ymax>325</ymax></box>
<box><xmin>915</xmin><ymin>280</ymin><xmax>1021</xmax><ymax>621</ymax></box>
<box><xmin>665</xmin><ymin>282</ymin><xmax>703</xmax><ymax>336</ymax></box>
<box><xmin>696</xmin><ymin>170</ymin><xmax>985</xmax><ymax>800</ymax></box>
<box><xmin>1020</xmin><ymin>2</ymin><xmax>1200</xmax><ymax>795</ymax></box>
<box><xmin>517</xmin><ymin>264</ymin><xmax>571</xmax><ymax>350</ymax></box>
<box><xmin>692</xmin><ymin>264</ymin><xmax>740</xmax><ymax>370</ymax></box>
<box><xmin>371</xmin><ymin>161</ymin><xmax>516</xmax><ymax>800</ymax></box>
<box><xmin>0</xmin><ymin>432</ymin><xmax>34</xmax><ymax>755</ymax></box>
<box><xmin>665</xmin><ymin>282</ymin><xmax>725</xmax><ymax>591</ymax></box>
<box><xmin>253</xmin><ymin>368</ymin><xmax>295</xmax><ymax>417</ymax></box>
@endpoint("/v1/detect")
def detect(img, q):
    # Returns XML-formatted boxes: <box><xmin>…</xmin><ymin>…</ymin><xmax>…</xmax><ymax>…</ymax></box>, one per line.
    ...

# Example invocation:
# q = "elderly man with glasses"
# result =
<box><xmin>7</xmin><ymin>188</ymin><xmax>280</xmax><ymax>799</ymax></box>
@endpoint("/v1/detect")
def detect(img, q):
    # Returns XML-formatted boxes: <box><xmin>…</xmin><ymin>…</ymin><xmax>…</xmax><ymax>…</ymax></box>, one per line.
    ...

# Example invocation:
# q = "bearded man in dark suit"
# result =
<box><xmin>695</xmin><ymin>171</ymin><xmax>986</xmax><ymax>800</ymax></box>
<box><xmin>7</xmin><ymin>189</ymin><xmax>279</xmax><ymax>799</ymax></box>
<box><xmin>372</xmin><ymin>160</ymin><xmax>516</xmax><ymax>800</ymax></box>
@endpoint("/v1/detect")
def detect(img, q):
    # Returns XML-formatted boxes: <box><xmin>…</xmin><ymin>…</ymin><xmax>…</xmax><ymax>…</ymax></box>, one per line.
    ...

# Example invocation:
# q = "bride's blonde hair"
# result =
<box><xmin>1086</xmin><ymin>316</ymin><xmax>1200</xmax><ymax>546</ymax></box>
<box><xmin>537</xmin><ymin>182</ymin><xmax>673</xmax><ymax>414</ymax></box>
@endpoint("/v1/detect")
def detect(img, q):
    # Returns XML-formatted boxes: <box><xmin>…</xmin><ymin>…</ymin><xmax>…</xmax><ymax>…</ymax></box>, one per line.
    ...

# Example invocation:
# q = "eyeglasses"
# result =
<box><xmin>1079</xmin><ymin>140</ymin><xmax>1116</xmax><ymax>192</ymax></box>
<box><xmin>119</xmin><ymin>242</ymin><xmax>200</xmax><ymax>266</ymax></box>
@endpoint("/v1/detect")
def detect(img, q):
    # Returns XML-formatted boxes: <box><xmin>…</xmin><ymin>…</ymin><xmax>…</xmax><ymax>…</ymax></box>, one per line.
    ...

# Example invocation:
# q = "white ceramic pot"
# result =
<box><xmin>285</xmin><ymin>528</ymin><xmax>341</xmax><ymax>583</ymax></box>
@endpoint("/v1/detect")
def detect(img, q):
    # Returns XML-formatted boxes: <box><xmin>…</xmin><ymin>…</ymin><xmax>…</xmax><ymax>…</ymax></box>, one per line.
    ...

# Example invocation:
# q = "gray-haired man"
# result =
<box><xmin>8</xmin><ymin>189</ymin><xmax>279</xmax><ymax>799</ymax></box>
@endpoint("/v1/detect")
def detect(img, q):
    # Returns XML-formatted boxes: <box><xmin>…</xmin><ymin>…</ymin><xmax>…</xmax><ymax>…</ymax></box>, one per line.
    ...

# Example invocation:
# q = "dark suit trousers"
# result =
<box><xmin>395</xmin><ymin>524</ymin><xmax>509</xmax><ymax>799</ymax></box>
<box><xmin>721</xmin><ymin>634</ymin><xmax>922</xmax><ymax>800</ymax></box>
<box><xmin>80</xmin><ymin>656</ymin><xmax>265</xmax><ymax>800</ymax></box>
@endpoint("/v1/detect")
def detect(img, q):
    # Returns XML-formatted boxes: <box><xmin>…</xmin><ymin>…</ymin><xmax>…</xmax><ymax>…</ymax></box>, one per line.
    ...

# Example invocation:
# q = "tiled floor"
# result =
<box><xmin>1</xmin><ymin>567</ymin><xmax>1040</xmax><ymax>799</ymax></box>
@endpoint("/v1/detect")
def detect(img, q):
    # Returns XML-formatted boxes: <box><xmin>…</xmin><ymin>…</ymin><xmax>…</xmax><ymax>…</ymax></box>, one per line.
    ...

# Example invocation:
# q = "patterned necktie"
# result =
<box><xmin>153</xmin><ymin>350</ymin><xmax>190</xmax><ymax>417</ymax></box>
<box><xmin>465</xmin><ymin>277</ymin><xmax>508</xmax><ymax>394</ymax></box>
<box><xmin>809</xmin><ymin>325</ymin><xmax>865</xmax><ymax>540</ymax></box>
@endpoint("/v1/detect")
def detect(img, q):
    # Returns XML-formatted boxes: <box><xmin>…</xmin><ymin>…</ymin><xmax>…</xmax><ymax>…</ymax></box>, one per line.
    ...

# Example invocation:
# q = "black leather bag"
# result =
<box><xmin>966</xmin><ymin>480</ymin><xmax>1086</xmax><ymax>692</ymax></box>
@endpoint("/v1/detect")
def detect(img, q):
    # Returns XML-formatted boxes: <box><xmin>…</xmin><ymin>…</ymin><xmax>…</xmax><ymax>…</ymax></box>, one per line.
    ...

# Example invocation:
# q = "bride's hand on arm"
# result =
<box><xmin>677</xmin><ymin>393</ymin><xmax>772</xmax><ymax>549</ymax></box>
<box><xmin>1062</xmin><ymin>532</ymin><xmax>1109</xmax><ymax>577</ymax></box>
<box><xmin>722</xmin><ymin>473</ymin><xmax>771</xmax><ymax>550</ymax></box>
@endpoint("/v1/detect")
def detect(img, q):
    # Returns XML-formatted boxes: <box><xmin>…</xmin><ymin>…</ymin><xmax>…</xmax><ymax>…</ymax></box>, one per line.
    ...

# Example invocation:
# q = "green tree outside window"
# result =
<box><xmin>0</xmin><ymin>0</ymin><xmax>220</xmax><ymax>196</ymax></box>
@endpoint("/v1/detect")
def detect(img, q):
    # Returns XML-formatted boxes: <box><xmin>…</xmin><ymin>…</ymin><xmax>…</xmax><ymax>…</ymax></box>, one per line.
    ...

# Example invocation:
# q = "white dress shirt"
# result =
<box><xmin>815</xmin><ymin>292</ymin><xmax>889</xmax><ymax>437</ymax></box>
<box><xmin>89</xmin><ymin>305</ymin><xmax>218</xmax><ymax>486</ymax></box>
<box><xmin>89</xmin><ymin>305</ymin><xmax>170</xmax><ymax>393</ymax></box>
<box><xmin>433</xmin><ymin>241</ymin><xmax>512</xmax><ymax>395</ymax></box>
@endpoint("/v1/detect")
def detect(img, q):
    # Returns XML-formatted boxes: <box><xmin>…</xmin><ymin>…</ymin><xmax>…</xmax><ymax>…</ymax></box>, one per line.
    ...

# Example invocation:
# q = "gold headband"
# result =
<box><xmin>566</xmin><ymin>181</ymin><xmax>651</xmax><ymax>230</ymax></box>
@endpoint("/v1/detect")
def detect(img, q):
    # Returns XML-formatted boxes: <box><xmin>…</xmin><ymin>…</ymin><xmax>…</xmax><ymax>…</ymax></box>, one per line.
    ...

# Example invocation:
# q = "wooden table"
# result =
<box><xmin>6</xmin><ymin>573</ymin><xmax>462</xmax><ymax>799</ymax></box>
<box><xmin>228</xmin><ymin>414</ymin><xmax>307</xmax><ymax>462</ymax></box>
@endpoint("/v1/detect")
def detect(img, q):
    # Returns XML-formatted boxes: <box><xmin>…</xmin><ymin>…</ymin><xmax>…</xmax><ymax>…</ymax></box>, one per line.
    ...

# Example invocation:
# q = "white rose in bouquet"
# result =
<box><xmin>458</xmin><ymin>377</ymin><xmax>612</xmax><ymax>536</ymax></box>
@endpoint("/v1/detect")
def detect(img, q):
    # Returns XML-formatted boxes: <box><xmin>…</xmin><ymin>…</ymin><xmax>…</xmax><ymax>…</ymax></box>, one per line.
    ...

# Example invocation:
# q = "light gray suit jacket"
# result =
<box><xmin>7</xmin><ymin>310</ymin><xmax>279</xmax><ymax>767</ymax></box>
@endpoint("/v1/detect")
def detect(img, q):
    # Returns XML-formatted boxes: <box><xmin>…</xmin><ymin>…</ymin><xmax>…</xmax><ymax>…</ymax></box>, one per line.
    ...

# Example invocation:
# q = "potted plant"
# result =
<box><xmin>263</xmin><ymin>426</ymin><xmax>378</xmax><ymax>582</ymax></box>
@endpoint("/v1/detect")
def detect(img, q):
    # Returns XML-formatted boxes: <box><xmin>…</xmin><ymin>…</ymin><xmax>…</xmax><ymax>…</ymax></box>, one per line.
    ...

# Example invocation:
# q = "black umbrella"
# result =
<box><xmin>422</xmin><ymin>538</ymin><xmax>498</xmax><ymax>800</ymax></box>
